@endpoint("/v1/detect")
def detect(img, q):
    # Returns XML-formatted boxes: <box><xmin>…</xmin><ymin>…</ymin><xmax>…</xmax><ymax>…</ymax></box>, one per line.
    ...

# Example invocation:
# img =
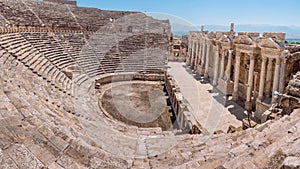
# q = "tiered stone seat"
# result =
<box><xmin>52</xmin><ymin>32</ymin><xmax>89</xmax><ymax>58</ymax></box>
<box><xmin>1</xmin><ymin>36</ymin><xmax>300</xmax><ymax>168</ymax></box>
<box><xmin>76</xmin><ymin>45</ymin><xmax>104</xmax><ymax>77</ymax></box>
<box><xmin>144</xmin><ymin>48</ymin><xmax>167</xmax><ymax>71</ymax></box>
<box><xmin>24</xmin><ymin>0</ymin><xmax>79</xmax><ymax>29</ymax></box>
<box><xmin>0</xmin><ymin>51</ymin><xmax>175</xmax><ymax>168</ymax></box>
<box><xmin>0</xmin><ymin>0</ymin><xmax>41</xmax><ymax>26</ymax></box>
<box><xmin>21</xmin><ymin>32</ymin><xmax>75</xmax><ymax>70</ymax></box>
<box><xmin>0</xmin><ymin>13</ymin><xmax>9</xmax><ymax>28</ymax></box>
<box><xmin>68</xmin><ymin>6</ymin><xmax>136</xmax><ymax>31</ymax></box>
<box><xmin>0</xmin><ymin>34</ymin><xmax>71</xmax><ymax>94</ymax></box>
<box><xmin>0</xmin><ymin>54</ymin><xmax>130</xmax><ymax>168</ymax></box>
<box><xmin>87</xmin><ymin>33</ymin><xmax>120</xmax><ymax>74</ymax></box>
<box><xmin>103</xmin><ymin>33</ymin><xmax>168</xmax><ymax>73</ymax></box>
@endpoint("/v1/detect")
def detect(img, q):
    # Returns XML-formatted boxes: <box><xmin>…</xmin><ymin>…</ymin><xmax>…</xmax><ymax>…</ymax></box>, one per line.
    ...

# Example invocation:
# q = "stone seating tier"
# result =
<box><xmin>0</xmin><ymin>52</ymin><xmax>299</xmax><ymax>168</ymax></box>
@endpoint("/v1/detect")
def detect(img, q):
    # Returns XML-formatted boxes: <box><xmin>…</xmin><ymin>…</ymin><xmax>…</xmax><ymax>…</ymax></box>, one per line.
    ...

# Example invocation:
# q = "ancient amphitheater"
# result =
<box><xmin>0</xmin><ymin>0</ymin><xmax>299</xmax><ymax>168</ymax></box>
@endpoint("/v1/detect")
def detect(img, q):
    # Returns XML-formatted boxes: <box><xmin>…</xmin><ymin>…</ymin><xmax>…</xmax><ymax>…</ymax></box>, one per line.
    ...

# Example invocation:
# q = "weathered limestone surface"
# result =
<box><xmin>287</xmin><ymin>71</ymin><xmax>300</xmax><ymax>97</ymax></box>
<box><xmin>187</xmin><ymin>24</ymin><xmax>299</xmax><ymax>121</ymax></box>
<box><xmin>0</xmin><ymin>0</ymin><xmax>299</xmax><ymax>168</ymax></box>
<box><xmin>0</xmin><ymin>33</ymin><xmax>299</xmax><ymax>169</ymax></box>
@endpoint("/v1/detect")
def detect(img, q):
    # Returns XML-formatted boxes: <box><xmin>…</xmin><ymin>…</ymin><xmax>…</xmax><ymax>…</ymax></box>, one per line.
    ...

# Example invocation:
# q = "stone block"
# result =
<box><xmin>48</xmin><ymin>135</ymin><xmax>69</xmax><ymax>152</ymax></box>
<box><xmin>280</xmin><ymin>156</ymin><xmax>300</xmax><ymax>169</ymax></box>
<box><xmin>27</xmin><ymin>143</ymin><xmax>56</xmax><ymax>166</ymax></box>
<box><xmin>0</xmin><ymin>151</ymin><xmax>18</xmax><ymax>169</ymax></box>
<box><xmin>8</xmin><ymin>144</ymin><xmax>44</xmax><ymax>169</ymax></box>
<box><xmin>228</xmin><ymin>144</ymin><xmax>248</xmax><ymax>157</ymax></box>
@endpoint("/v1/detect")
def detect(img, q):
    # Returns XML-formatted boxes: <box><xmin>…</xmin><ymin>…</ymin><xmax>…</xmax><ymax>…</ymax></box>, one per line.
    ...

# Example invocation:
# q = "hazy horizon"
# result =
<box><xmin>77</xmin><ymin>0</ymin><xmax>300</xmax><ymax>27</ymax></box>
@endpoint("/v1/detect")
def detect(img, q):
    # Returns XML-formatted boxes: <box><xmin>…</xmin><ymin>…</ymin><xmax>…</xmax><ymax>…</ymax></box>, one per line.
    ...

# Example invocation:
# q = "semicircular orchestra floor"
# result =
<box><xmin>99</xmin><ymin>81</ymin><xmax>173</xmax><ymax>131</ymax></box>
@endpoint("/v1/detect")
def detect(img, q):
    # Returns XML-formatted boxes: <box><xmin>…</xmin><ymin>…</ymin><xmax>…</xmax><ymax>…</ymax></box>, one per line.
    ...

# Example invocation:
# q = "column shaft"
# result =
<box><xmin>200</xmin><ymin>40</ymin><xmax>206</xmax><ymax>75</ymax></box>
<box><xmin>279</xmin><ymin>59</ymin><xmax>287</xmax><ymax>93</ymax></box>
<box><xmin>204</xmin><ymin>42</ymin><xmax>210</xmax><ymax>78</ymax></box>
<box><xmin>258</xmin><ymin>57</ymin><xmax>267</xmax><ymax>101</ymax></box>
<box><xmin>219</xmin><ymin>50</ymin><xmax>226</xmax><ymax>80</ymax></box>
<box><xmin>225</xmin><ymin>50</ymin><xmax>233</xmax><ymax>82</ymax></box>
<box><xmin>191</xmin><ymin>41</ymin><xmax>195</xmax><ymax>67</ymax></box>
<box><xmin>201</xmin><ymin>42</ymin><xmax>206</xmax><ymax>67</ymax></box>
<box><xmin>195</xmin><ymin>42</ymin><xmax>200</xmax><ymax>69</ymax></box>
<box><xmin>246</xmin><ymin>55</ymin><xmax>255</xmax><ymax>110</ymax></box>
<box><xmin>265</xmin><ymin>58</ymin><xmax>273</xmax><ymax>98</ymax></box>
<box><xmin>232</xmin><ymin>52</ymin><xmax>241</xmax><ymax>101</ymax></box>
<box><xmin>198</xmin><ymin>41</ymin><xmax>203</xmax><ymax>66</ymax></box>
<box><xmin>272</xmin><ymin>58</ymin><xmax>281</xmax><ymax>103</ymax></box>
<box><xmin>213</xmin><ymin>47</ymin><xmax>220</xmax><ymax>86</ymax></box>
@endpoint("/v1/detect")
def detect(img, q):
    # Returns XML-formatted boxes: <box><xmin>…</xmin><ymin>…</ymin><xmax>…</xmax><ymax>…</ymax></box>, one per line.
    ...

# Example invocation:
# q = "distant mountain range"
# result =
<box><xmin>172</xmin><ymin>24</ymin><xmax>300</xmax><ymax>39</ymax></box>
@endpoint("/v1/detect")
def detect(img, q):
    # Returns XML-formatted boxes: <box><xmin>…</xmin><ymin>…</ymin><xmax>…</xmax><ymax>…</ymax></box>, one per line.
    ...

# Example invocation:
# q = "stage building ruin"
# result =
<box><xmin>187</xmin><ymin>23</ymin><xmax>300</xmax><ymax>121</ymax></box>
<box><xmin>0</xmin><ymin>0</ymin><xmax>299</xmax><ymax>168</ymax></box>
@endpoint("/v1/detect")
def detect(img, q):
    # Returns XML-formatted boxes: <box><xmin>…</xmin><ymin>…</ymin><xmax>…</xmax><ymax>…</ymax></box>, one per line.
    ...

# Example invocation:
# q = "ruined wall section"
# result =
<box><xmin>186</xmin><ymin>25</ymin><xmax>300</xmax><ymax>121</ymax></box>
<box><xmin>44</xmin><ymin>0</ymin><xmax>77</xmax><ymax>6</ymax></box>
<box><xmin>0</xmin><ymin>0</ymin><xmax>170</xmax><ymax>34</ymax></box>
<box><xmin>165</xmin><ymin>74</ymin><xmax>202</xmax><ymax>134</ymax></box>
<box><xmin>286</xmin><ymin>71</ymin><xmax>300</xmax><ymax>97</ymax></box>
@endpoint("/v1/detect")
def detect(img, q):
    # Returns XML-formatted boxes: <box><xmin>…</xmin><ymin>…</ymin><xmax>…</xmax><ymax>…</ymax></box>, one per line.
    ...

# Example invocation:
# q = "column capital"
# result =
<box><xmin>249</xmin><ymin>54</ymin><xmax>255</xmax><ymax>60</ymax></box>
<box><xmin>236</xmin><ymin>51</ymin><xmax>242</xmax><ymax>55</ymax></box>
<box><xmin>222</xmin><ymin>49</ymin><xmax>226</xmax><ymax>56</ymax></box>
<box><xmin>213</xmin><ymin>45</ymin><xmax>218</xmax><ymax>51</ymax></box>
<box><xmin>280</xmin><ymin>50</ymin><xmax>290</xmax><ymax>58</ymax></box>
<box><xmin>228</xmin><ymin>49</ymin><xmax>233</xmax><ymax>54</ymax></box>
<box><xmin>281</xmin><ymin>58</ymin><xmax>287</xmax><ymax>64</ymax></box>
<box><xmin>275</xmin><ymin>57</ymin><xmax>281</xmax><ymax>65</ymax></box>
<box><xmin>235</xmin><ymin>51</ymin><xmax>241</xmax><ymax>58</ymax></box>
<box><xmin>262</xmin><ymin>56</ymin><xmax>268</xmax><ymax>62</ymax></box>
<box><xmin>268</xmin><ymin>57</ymin><xmax>274</xmax><ymax>61</ymax></box>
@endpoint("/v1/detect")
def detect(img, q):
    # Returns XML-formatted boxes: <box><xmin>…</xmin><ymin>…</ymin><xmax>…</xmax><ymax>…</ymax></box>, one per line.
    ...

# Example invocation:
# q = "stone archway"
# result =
<box><xmin>286</xmin><ymin>52</ymin><xmax>300</xmax><ymax>83</ymax></box>
<box><xmin>292</xmin><ymin>59</ymin><xmax>300</xmax><ymax>75</ymax></box>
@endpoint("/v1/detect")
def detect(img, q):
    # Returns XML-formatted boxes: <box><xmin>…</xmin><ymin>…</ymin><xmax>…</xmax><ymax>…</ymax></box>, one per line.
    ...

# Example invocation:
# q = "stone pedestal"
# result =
<box><xmin>255</xmin><ymin>99</ymin><xmax>271</xmax><ymax>120</ymax></box>
<box><xmin>245</xmin><ymin>101</ymin><xmax>252</xmax><ymax>111</ymax></box>
<box><xmin>196</xmin><ymin>66</ymin><xmax>205</xmax><ymax>76</ymax></box>
<box><xmin>217</xmin><ymin>79</ymin><xmax>234</xmax><ymax>95</ymax></box>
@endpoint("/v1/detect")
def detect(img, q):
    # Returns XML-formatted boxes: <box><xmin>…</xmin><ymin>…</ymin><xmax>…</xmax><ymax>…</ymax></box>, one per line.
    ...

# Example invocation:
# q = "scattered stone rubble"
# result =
<box><xmin>0</xmin><ymin>0</ymin><xmax>299</xmax><ymax>168</ymax></box>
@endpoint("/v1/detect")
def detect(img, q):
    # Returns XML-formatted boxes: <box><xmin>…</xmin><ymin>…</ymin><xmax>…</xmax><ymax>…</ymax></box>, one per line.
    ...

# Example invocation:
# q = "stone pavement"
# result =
<box><xmin>168</xmin><ymin>61</ymin><xmax>244</xmax><ymax>133</ymax></box>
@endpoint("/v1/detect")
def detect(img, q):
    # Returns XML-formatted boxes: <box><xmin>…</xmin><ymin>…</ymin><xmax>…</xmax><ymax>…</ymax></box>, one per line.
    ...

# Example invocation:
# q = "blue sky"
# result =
<box><xmin>76</xmin><ymin>0</ymin><xmax>300</xmax><ymax>27</ymax></box>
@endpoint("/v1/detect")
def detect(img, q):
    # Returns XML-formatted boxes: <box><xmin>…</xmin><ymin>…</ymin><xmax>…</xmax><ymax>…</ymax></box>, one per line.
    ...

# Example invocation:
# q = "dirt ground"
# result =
<box><xmin>100</xmin><ymin>82</ymin><xmax>173</xmax><ymax>131</ymax></box>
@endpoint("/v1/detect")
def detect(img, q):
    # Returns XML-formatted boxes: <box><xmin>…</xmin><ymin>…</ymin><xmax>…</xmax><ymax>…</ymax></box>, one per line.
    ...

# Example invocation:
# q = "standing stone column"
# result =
<box><xmin>194</xmin><ymin>41</ymin><xmax>198</xmax><ymax>68</ymax></box>
<box><xmin>246</xmin><ymin>55</ymin><xmax>255</xmax><ymax>110</ymax></box>
<box><xmin>213</xmin><ymin>46</ymin><xmax>220</xmax><ymax>86</ymax></box>
<box><xmin>192</xmin><ymin>42</ymin><xmax>196</xmax><ymax>68</ymax></box>
<box><xmin>279</xmin><ymin>58</ymin><xmax>287</xmax><ymax>93</ymax></box>
<box><xmin>204</xmin><ymin>41</ymin><xmax>210</xmax><ymax>78</ymax></box>
<box><xmin>232</xmin><ymin>52</ymin><xmax>241</xmax><ymax>101</ymax></box>
<box><xmin>200</xmin><ymin>40</ymin><xmax>206</xmax><ymax>75</ymax></box>
<box><xmin>194</xmin><ymin>41</ymin><xmax>200</xmax><ymax>70</ymax></box>
<box><xmin>265</xmin><ymin>58</ymin><xmax>273</xmax><ymax>99</ymax></box>
<box><xmin>198</xmin><ymin>41</ymin><xmax>203</xmax><ymax>66</ymax></box>
<box><xmin>190</xmin><ymin>41</ymin><xmax>195</xmax><ymax>66</ymax></box>
<box><xmin>225</xmin><ymin>50</ymin><xmax>233</xmax><ymax>82</ymax></box>
<box><xmin>188</xmin><ymin>38</ymin><xmax>192</xmax><ymax>59</ymax></box>
<box><xmin>272</xmin><ymin>58</ymin><xmax>281</xmax><ymax>103</ymax></box>
<box><xmin>258</xmin><ymin>56</ymin><xmax>267</xmax><ymax>101</ymax></box>
<box><xmin>219</xmin><ymin>50</ymin><xmax>226</xmax><ymax>80</ymax></box>
<box><xmin>188</xmin><ymin>40</ymin><xmax>194</xmax><ymax>65</ymax></box>
<box><xmin>201</xmin><ymin>40</ymin><xmax>206</xmax><ymax>66</ymax></box>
